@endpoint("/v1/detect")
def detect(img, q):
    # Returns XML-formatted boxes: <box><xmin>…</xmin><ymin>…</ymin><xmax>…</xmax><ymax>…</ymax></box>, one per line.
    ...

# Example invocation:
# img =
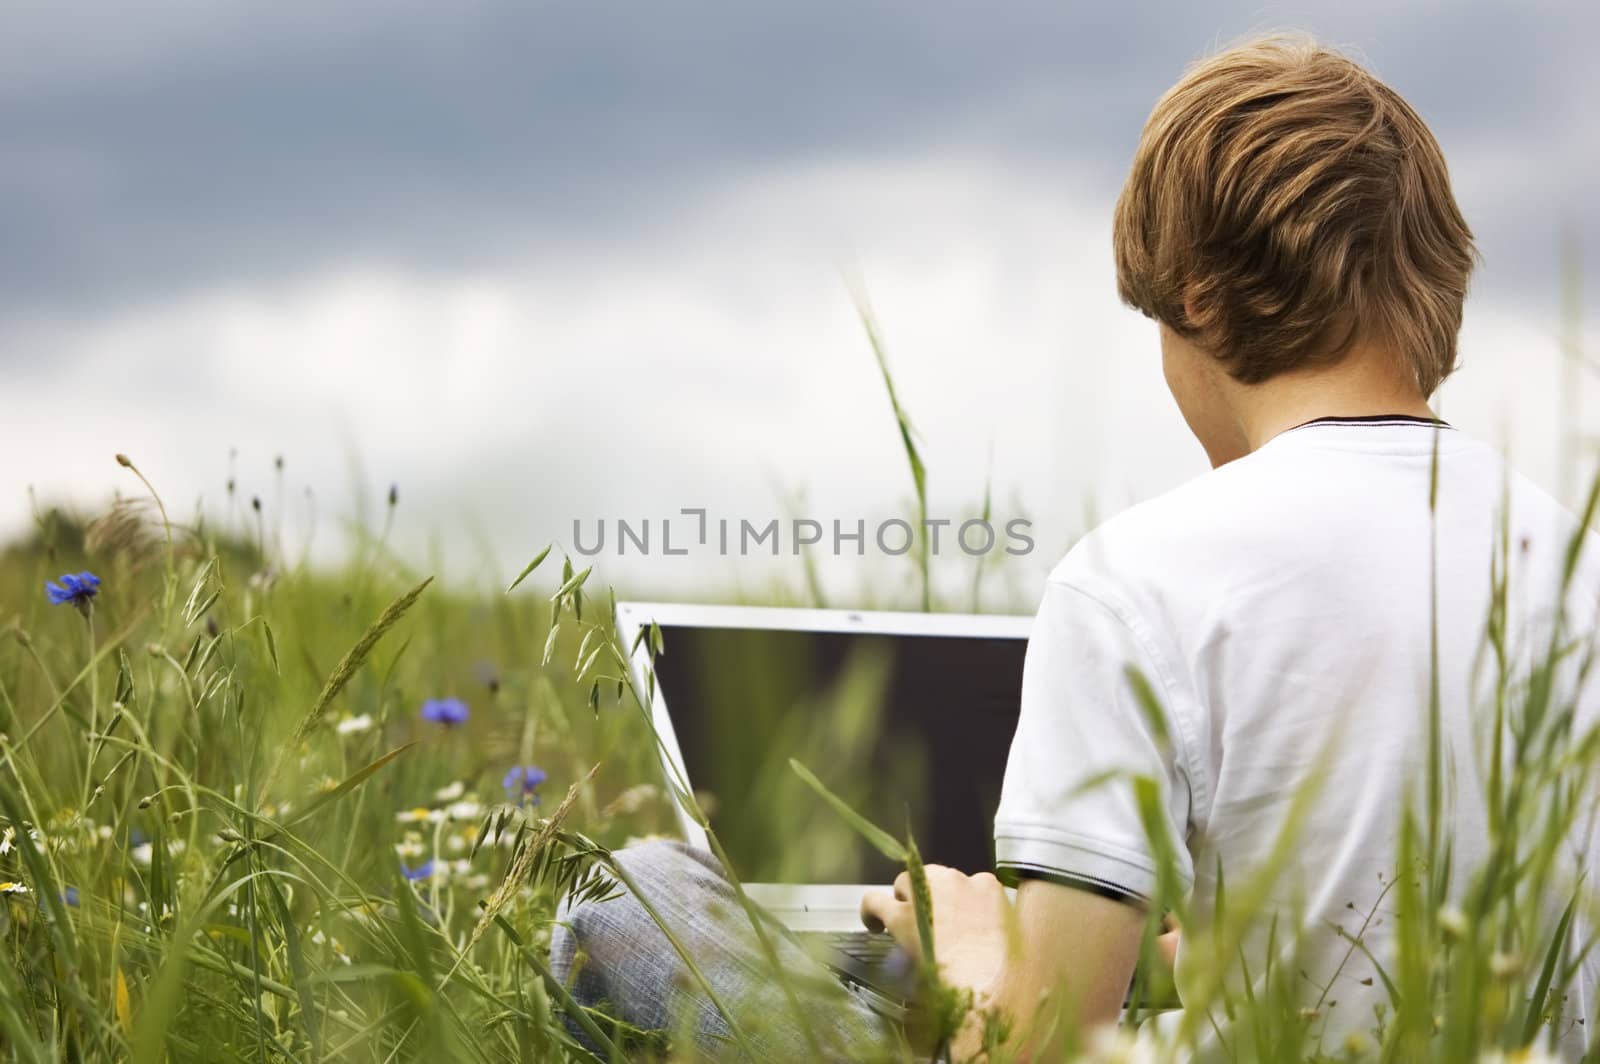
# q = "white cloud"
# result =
<box><xmin>2</xmin><ymin>150</ymin><xmax>1592</xmax><ymax>609</ymax></box>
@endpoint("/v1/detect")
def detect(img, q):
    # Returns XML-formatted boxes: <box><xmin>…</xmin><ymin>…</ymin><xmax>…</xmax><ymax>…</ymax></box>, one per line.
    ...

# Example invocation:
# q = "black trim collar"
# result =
<box><xmin>1288</xmin><ymin>413</ymin><xmax>1451</xmax><ymax>431</ymax></box>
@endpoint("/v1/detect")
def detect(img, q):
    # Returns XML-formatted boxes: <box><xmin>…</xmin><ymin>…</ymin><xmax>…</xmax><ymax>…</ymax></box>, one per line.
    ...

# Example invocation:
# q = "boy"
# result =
<box><xmin>555</xmin><ymin>35</ymin><xmax>1600</xmax><ymax>1060</ymax></box>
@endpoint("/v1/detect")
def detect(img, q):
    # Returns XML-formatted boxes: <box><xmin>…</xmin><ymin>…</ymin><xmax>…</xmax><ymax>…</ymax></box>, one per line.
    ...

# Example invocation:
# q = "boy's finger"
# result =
<box><xmin>860</xmin><ymin>888</ymin><xmax>897</xmax><ymax>933</ymax></box>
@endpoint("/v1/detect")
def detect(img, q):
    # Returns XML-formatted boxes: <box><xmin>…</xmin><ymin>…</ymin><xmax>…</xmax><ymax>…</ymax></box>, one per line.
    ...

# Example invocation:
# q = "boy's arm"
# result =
<box><xmin>862</xmin><ymin>869</ymin><xmax>1143</xmax><ymax>1059</ymax></box>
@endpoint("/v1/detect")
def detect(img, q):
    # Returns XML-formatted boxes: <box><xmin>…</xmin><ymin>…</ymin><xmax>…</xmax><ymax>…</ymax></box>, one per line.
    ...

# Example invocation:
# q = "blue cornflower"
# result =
<box><xmin>62</xmin><ymin>886</ymin><xmax>80</xmax><ymax>907</ymax></box>
<box><xmin>419</xmin><ymin>698</ymin><xmax>468</xmax><ymax>726</ymax></box>
<box><xmin>502</xmin><ymin>765</ymin><xmax>548</xmax><ymax>804</ymax></box>
<box><xmin>45</xmin><ymin>571</ymin><xmax>101</xmax><ymax>610</ymax></box>
<box><xmin>401</xmin><ymin>860</ymin><xmax>435</xmax><ymax>881</ymax></box>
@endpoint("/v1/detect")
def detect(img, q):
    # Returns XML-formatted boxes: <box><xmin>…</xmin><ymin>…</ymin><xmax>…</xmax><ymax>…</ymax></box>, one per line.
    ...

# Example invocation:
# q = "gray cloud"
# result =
<box><xmin>2</xmin><ymin>1</ymin><xmax>1595</xmax><ymax>331</ymax></box>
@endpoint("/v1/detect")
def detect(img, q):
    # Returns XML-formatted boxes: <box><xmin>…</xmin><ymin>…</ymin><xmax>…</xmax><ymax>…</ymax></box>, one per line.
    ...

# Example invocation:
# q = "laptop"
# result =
<box><xmin>614</xmin><ymin>601</ymin><xmax>1031</xmax><ymax>1016</ymax></box>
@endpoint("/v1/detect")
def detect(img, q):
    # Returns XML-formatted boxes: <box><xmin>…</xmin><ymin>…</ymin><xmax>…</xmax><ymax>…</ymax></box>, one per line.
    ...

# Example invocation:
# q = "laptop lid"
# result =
<box><xmin>615</xmin><ymin>602</ymin><xmax>1030</xmax><ymax>913</ymax></box>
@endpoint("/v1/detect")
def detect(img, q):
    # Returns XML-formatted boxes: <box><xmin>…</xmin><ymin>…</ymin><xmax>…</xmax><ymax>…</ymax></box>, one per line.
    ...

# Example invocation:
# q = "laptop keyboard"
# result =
<box><xmin>814</xmin><ymin>930</ymin><xmax>900</xmax><ymax>964</ymax></box>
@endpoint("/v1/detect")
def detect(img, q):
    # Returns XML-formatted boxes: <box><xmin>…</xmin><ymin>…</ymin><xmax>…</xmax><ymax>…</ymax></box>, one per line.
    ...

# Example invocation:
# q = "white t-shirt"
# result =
<box><xmin>994</xmin><ymin>417</ymin><xmax>1600</xmax><ymax>1057</ymax></box>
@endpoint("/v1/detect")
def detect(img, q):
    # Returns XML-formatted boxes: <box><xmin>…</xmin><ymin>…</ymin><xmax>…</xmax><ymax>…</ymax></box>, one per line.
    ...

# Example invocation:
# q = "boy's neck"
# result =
<box><xmin>1229</xmin><ymin>340</ymin><xmax>1436</xmax><ymax>455</ymax></box>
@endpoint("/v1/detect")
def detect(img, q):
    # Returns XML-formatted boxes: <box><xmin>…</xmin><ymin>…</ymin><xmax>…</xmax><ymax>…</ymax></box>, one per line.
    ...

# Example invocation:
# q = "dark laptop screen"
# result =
<box><xmin>650</xmin><ymin>624</ymin><xmax>1026</xmax><ymax>885</ymax></box>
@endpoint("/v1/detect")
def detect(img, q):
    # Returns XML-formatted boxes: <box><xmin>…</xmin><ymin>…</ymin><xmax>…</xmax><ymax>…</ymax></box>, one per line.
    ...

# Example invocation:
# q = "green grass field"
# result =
<box><xmin>2</xmin><ymin>438</ymin><xmax>1598</xmax><ymax>1062</ymax></box>
<box><xmin>0</xmin><ymin>483</ymin><xmax>680</xmax><ymax>1062</ymax></box>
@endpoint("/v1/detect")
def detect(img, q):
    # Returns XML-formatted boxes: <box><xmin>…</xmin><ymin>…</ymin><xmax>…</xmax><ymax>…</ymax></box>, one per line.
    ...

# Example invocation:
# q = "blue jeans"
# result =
<box><xmin>550</xmin><ymin>840</ymin><xmax>897</xmax><ymax>1061</ymax></box>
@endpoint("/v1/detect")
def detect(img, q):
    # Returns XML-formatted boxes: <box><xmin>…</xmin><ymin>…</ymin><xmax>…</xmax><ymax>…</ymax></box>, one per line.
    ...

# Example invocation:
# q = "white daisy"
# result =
<box><xmin>336</xmin><ymin>714</ymin><xmax>374</xmax><ymax>736</ymax></box>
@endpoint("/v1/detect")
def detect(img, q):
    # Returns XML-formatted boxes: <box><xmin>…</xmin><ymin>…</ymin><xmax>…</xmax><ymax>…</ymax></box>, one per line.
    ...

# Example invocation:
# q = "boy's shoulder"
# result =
<box><xmin>1047</xmin><ymin>445</ymin><xmax>1291</xmax><ymax>594</ymax></box>
<box><xmin>1048</xmin><ymin>430</ymin><xmax>1600</xmax><ymax>622</ymax></box>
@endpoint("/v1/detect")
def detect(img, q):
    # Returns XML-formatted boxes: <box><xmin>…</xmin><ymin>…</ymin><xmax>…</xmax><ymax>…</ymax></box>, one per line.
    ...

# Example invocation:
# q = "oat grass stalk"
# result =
<box><xmin>265</xmin><ymin>575</ymin><xmax>433</xmax><ymax>791</ymax></box>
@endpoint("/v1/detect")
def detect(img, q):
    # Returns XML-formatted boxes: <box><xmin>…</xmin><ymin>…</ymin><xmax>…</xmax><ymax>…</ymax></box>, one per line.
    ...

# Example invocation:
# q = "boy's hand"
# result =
<box><xmin>859</xmin><ymin>864</ymin><xmax>1010</xmax><ymax>1001</ymax></box>
<box><xmin>866</xmin><ymin>869</ymin><xmax>1145</xmax><ymax>1058</ymax></box>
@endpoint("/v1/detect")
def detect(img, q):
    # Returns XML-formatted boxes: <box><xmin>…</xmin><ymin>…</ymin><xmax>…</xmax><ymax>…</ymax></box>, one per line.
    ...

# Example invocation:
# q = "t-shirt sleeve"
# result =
<box><xmin>993</xmin><ymin>578</ymin><xmax>1196</xmax><ymax>904</ymax></box>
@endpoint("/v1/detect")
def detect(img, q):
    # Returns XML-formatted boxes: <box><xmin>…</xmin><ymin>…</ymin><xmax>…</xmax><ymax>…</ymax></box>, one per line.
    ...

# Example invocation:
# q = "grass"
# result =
<box><xmin>4</xmin><ymin>360</ymin><xmax>1600</xmax><ymax>1061</ymax></box>
<box><xmin>0</xmin><ymin>492</ymin><xmax>671</xmax><ymax>1062</ymax></box>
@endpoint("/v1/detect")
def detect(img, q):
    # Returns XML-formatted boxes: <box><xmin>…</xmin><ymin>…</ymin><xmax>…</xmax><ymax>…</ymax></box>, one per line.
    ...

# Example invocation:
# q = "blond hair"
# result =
<box><xmin>1113</xmin><ymin>36</ymin><xmax>1476</xmax><ymax>395</ymax></box>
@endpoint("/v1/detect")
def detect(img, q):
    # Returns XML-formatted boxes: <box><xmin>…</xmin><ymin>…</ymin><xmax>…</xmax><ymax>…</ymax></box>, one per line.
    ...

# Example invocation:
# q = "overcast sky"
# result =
<box><xmin>3</xmin><ymin>2</ymin><xmax>1597</xmax><ymax>608</ymax></box>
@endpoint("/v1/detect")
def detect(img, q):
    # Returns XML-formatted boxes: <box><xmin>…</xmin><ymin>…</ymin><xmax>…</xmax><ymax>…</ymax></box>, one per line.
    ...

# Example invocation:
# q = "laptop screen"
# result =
<box><xmin>650</xmin><ymin>623</ymin><xmax>1026</xmax><ymax>885</ymax></box>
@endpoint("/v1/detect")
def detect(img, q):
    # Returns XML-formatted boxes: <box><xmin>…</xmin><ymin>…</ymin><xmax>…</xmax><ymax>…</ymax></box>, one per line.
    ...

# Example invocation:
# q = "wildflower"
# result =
<box><xmin>502</xmin><ymin>765</ymin><xmax>548</xmax><ymax>804</ymax></box>
<box><xmin>420</xmin><ymin>698</ymin><xmax>468</xmax><ymax>726</ymax></box>
<box><xmin>1438</xmin><ymin>904</ymin><xmax>1468</xmax><ymax>940</ymax></box>
<box><xmin>395</xmin><ymin>834</ymin><xmax>427</xmax><ymax>859</ymax></box>
<box><xmin>310</xmin><ymin>927</ymin><xmax>351</xmax><ymax>962</ymax></box>
<box><xmin>0</xmin><ymin>881</ymin><xmax>29</xmax><ymax>896</ymax></box>
<box><xmin>401</xmin><ymin>860</ymin><xmax>435</xmax><ymax>882</ymax></box>
<box><xmin>45</xmin><ymin>571</ymin><xmax>101</xmax><ymax>611</ymax></box>
<box><xmin>447</xmin><ymin>799</ymin><xmax>482</xmax><ymax>821</ymax></box>
<box><xmin>0</xmin><ymin>827</ymin><xmax>12</xmax><ymax>855</ymax></box>
<box><xmin>131</xmin><ymin>842</ymin><xmax>153</xmax><ymax>866</ymax></box>
<box><xmin>434</xmin><ymin>780</ymin><xmax>464</xmax><ymax>802</ymax></box>
<box><xmin>396</xmin><ymin>807</ymin><xmax>446</xmax><ymax>825</ymax></box>
<box><xmin>1490</xmin><ymin>950</ymin><xmax>1523</xmax><ymax>979</ymax></box>
<box><xmin>335</xmin><ymin>714</ymin><xmax>374</xmax><ymax>736</ymax></box>
<box><xmin>61</xmin><ymin>886</ymin><xmax>80</xmax><ymax>907</ymax></box>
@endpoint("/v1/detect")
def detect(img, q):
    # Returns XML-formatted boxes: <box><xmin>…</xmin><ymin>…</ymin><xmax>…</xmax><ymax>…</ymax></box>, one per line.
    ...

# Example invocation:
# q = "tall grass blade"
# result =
<box><xmin>851</xmin><ymin>285</ymin><xmax>931</xmax><ymax>612</ymax></box>
<box><xmin>286</xmin><ymin>741</ymin><xmax>416</xmax><ymax>827</ymax></box>
<box><xmin>789</xmin><ymin>757</ymin><xmax>907</xmax><ymax>861</ymax></box>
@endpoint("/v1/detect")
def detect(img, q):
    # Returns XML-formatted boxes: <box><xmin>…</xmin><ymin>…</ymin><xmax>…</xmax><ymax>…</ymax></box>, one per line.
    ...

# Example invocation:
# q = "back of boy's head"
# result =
<box><xmin>1113</xmin><ymin>35</ymin><xmax>1476</xmax><ymax>397</ymax></box>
